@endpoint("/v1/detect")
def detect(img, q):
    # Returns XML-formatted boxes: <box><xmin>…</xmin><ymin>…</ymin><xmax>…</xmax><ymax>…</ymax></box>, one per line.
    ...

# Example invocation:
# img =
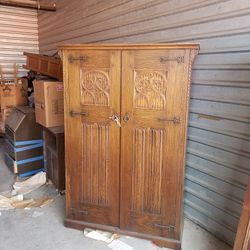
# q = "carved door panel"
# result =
<box><xmin>120</xmin><ymin>49</ymin><xmax>191</xmax><ymax>239</ymax></box>
<box><xmin>64</xmin><ymin>50</ymin><xmax>121</xmax><ymax>226</ymax></box>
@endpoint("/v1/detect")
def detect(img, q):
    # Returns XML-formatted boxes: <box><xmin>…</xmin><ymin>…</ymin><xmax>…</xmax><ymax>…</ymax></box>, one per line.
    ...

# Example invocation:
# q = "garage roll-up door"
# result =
<box><xmin>0</xmin><ymin>5</ymin><xmax>39</xmax><ymax>78</ymax></box>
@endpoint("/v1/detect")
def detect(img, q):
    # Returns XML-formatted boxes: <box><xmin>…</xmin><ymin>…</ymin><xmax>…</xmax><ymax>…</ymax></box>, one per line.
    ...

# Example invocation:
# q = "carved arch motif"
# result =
<box><xmin>134</xmin><ymin>71</ymin><xmax>167</xmax><ymax>109</ymax></box>
<box><xmin>80</xmin><ymin>69</ymin><xmax>110</xmax><ymax>106</ymax></box>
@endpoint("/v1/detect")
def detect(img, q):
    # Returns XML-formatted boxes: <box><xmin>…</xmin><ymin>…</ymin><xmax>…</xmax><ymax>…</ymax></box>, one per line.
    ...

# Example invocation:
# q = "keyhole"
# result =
<box><xmin>123</xmin><ymin>113</ymin><xmax>130</xmax><ymax>122</ymax></box>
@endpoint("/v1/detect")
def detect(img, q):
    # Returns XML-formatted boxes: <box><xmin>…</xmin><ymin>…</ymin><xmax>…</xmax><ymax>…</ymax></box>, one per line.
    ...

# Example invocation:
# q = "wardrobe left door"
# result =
<box><xmin>63</xmin><ymin>49</ymin><xmax>121</xmax><ymax>227</ymax></box>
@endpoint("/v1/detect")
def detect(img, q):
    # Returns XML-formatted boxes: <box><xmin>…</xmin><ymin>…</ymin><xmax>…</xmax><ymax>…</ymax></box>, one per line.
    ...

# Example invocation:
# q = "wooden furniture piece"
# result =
<box><xmin>23</xmin><ymin>52</ymin><xmax>63</xmax><ymax>80</ymax></box>
<box><xmin>59</xmin><ymin>44</ymin><xmax>199</xmax><ymax>250</ymax></box>
<box><xmin>44</xmin><ymin>126</ymin><xmax>65</xmax><ymax>192</ymax></box>
<box><xmin>4</xmin><ymin>106</ymin><xmax>44</xmax><ymax>176</ymax></box>
<box><xmin>234</xmin><ymin>178</ymin><xmax>250</xmax><ymax>250</ymax></box>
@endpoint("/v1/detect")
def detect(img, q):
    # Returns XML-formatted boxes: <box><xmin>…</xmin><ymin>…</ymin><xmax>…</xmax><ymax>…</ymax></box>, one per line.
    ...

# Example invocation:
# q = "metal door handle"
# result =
<box><xmin>158</xmin><ymin>116</ymin><xmax>180</xmax><ymax>124</ymax></box>
<box><xmin>70</xmin><ymin>110</ymin><xmax>88</xmax><ymax>117</ymax></box>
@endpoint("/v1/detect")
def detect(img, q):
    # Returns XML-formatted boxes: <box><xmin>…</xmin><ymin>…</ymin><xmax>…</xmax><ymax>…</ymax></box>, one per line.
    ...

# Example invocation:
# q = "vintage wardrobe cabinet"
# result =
<box><xmin>59</xmin><ymin>44</ymin><xmax>199</xmax><ymax>250</ymax></box>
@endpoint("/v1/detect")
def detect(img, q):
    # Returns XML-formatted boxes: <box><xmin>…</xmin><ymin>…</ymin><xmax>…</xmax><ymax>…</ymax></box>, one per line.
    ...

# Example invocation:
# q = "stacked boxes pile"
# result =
<box><xmin>33</xmin><ymin>80</ymin><xmax>65</xmax><ymax>190</ymax></box>
<box><xmin>33</xmin><ymin>80</ymin><xmax>64</xmax><ymax>128</ymax></box>
<box><xmin>0</xmin><ymin>78</ymin><xmax>28</xmax><ymax>133</ymax></box>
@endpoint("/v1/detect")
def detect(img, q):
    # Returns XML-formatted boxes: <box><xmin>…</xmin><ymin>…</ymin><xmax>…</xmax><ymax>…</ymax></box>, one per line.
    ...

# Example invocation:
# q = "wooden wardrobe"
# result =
<box><xmin>233</xmin><ymin>178</ymin><xmax>250</xmax><ymax>250</ymax></box>
<box><xmin>59</xmin><ymin>44</ymin><xmax>199</xmax><ymax>250</ymax></box>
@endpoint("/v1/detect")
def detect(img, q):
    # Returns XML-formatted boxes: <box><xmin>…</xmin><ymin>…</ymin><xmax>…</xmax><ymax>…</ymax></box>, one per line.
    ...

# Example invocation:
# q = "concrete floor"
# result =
<box><xmin>0</xmin><ymin>139</ymin><xmax>232</xmax><ymax>250</ymax></box>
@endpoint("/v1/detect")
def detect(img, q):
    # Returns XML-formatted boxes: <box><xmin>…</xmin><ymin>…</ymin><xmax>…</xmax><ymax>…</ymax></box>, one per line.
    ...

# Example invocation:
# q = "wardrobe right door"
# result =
<box><xmin>120</xmin><ymin>48</ymin><xmax>192</xmax><ymax>241</ymax></box>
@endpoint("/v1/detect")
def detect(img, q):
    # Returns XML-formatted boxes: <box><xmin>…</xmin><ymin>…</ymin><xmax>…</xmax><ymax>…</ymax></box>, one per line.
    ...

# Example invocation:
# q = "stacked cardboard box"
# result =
<box><xmin>33</xmin><ymin>80</ymin><xmax>64</xmax><ymax>128</ymax></box>
<box><xmin>0</xmin><ymin>78</ymin><xmax>28</xmax><ymax>133</ymax></box>
<box><xmin>33</xmin><ymin>80</ymin><xmax>65</xmax><ymax>188</ymax></box>
<box><xmin>0</xmin><ymin>108</ymin><xmax>13</xmax><ymax>133</ymax></box>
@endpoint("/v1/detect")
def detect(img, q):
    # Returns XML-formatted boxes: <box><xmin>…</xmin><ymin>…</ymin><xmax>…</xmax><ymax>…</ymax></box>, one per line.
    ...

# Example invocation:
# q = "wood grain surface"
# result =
<box><xmin>62</xmin><ymin>44</ymin><xmax>199</xmax><ymax>249</ymax></box>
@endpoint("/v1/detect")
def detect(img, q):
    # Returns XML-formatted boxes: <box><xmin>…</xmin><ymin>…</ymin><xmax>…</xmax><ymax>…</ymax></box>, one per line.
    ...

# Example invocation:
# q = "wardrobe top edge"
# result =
<box><xmin>57</xmin><ymin>43</ymin><xmax>200</xmax><ymax>50</ymax></box>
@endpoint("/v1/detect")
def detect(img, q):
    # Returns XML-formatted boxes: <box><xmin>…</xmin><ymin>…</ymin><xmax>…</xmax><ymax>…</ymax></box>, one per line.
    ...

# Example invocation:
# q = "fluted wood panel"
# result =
<box><xmin>131</xmin><ymin>128</ymin><xmax>164</xmax><ymax>214</ymax></box>
<box><xmin>82</xmin><ymin>123</ymin><xmax>110</xmax><ymax>206</ymax></box>
<box><xmin>38</xmin><ymin>0</ymin><xmax>250</xmax><ymax>245</ymax></box>
<box><xmin>0</xmin><ymin>5</ymin><xmax>38</xmax><ymax>78</ymax></box>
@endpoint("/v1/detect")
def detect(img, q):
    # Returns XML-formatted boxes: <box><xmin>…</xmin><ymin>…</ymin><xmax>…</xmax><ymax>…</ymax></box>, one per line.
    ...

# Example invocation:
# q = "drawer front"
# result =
<box><xmin>5</xmin><ymin>126</ymin><xmax>14</xmax><ymax>142</ymax></box>
<box><xmin>4</xmin><ymin>140</ymin><xmax>15</xmax><ymax>158</ymax></box>
<box><xmin>4</xmin><ymin>153</ymin><xmax>44</xmax><ymax>175</ymax></box>
<box><xmin>46</xmin><ymin>146</ymin><xmax>65</xmax><ymax>191</ymax></box>
<box><xmin>5</xmin><ymin>140</ymin><xmax>43</xmax><ymax>161</ymax></box>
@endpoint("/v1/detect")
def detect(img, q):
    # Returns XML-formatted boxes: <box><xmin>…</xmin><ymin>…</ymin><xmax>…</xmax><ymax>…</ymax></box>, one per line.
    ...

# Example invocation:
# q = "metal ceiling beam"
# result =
<box><xmin>0</xmin><ymin>0</ymin><xmax>56</xmax><ymax>11</ymax></box>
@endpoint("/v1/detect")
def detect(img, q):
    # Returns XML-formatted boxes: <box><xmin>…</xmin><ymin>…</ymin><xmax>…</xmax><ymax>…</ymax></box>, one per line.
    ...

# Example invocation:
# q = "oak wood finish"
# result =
<box><xmin>234</xmin><ymin>178</ymin><xmax>250</xmax><ymax>250</ymax></box>
<box><xmin>58</xmin><ymin>44</ymin><xmax>199</xmax><ymax>50</ymax></box>
<box><xmin>120</xmin><ymin>49</ymin><xmax>191</xmax><ymax>241</ymax></box>
<box><xmin>64</xmin><ymin>49</ymin><xmax>121</xmax><ymax>227</ymax></box>
<box><xmin>23</xmin><ymin>52</ymin><xmax>63</xmax><ymax>80</ymax></box>
<box><xmin>64</xmin><ymin>219</ymin><xmax>182</xmax><ymax>250</ymax></box>
<box><xmin>60</xmin><ymin>44</ymin><xmax>199</xmax><ymax>249</ymax></box>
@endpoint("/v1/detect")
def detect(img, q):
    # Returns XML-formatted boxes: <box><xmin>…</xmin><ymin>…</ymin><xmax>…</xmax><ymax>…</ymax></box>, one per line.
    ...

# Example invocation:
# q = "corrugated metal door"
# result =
<box><xmin>0</xmin><ymin>5</ymin><xmax>38</xmax><ymax>78</ymax></box>
<box><xmin>184</xmin><ymin>35</ymin><xmax>250</xmax><ymax>246</ymax></box>
<box><xmin>37</xmin><ymin>0</ymin><xmax>250</xmax><ymax>245</ymax></box>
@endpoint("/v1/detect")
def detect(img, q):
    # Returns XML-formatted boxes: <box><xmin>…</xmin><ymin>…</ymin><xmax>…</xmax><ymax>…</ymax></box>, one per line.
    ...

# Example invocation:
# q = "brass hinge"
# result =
<box><xmin>157</xmin><ymin>116</ymin><xmax>180</xmax><ymax>124</ymax></box>
<box><xmin>154</xmin><ymin>224</ymin><xmax>175</xmax><ymax>232</ymax></box>
<box><xmin>68</xmin><ymin>55</ymin><xmax>88</xmax><ymax>63</ymax></box>
<box><xmin>70</xmin><ymin>207</ymin><xmax>89</xmax><ymax>215</ymax></box>
<box><xmin>70</xmin><ymin>110</ymin><xmax>88</xmax><ymax>117</ymax></box>
<box><xmin>160</xmin><ymin>56</ymin><xmax>184</xmax><ymax>64</ymax></box>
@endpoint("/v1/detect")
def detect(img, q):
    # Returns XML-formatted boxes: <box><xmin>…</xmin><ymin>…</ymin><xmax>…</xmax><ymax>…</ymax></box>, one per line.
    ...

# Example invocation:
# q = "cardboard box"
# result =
<box><xmin>0</xmin><ymin>78</ymin><xmax>28</xmax><ymax>109</ymax></box>
<box><xmin>0</xmin><ymin>112</ymin><xmax>4</xmax><ymax>134</ymax></box>
<box><xmin>0</xmin><ymin>107</ymin><xmax>14</xmax><ymax>133</ymax></box>
<box><xmin>33</xmin><ymin>80</ymin><xmax>64</xmax><ymax>128</ymax></box>
<box><xmin>3</xmin><ymin>107</ymin><xmax>14</xmax><ymax>119</ymax></box>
